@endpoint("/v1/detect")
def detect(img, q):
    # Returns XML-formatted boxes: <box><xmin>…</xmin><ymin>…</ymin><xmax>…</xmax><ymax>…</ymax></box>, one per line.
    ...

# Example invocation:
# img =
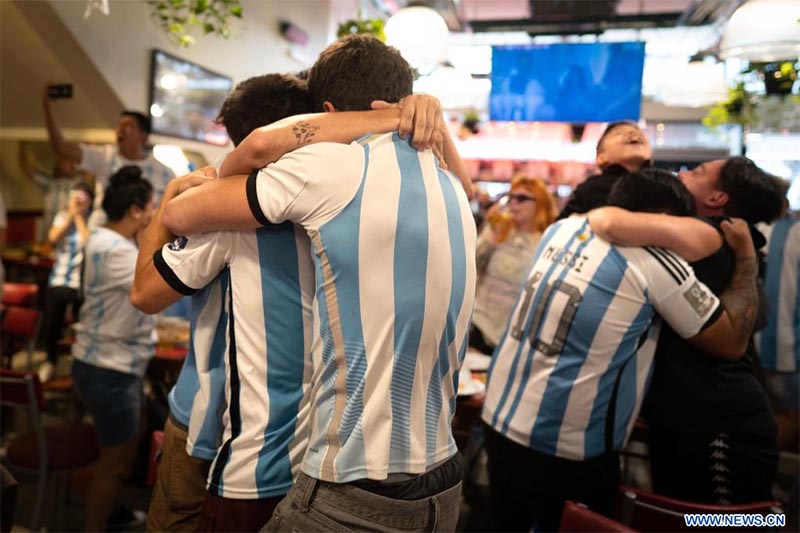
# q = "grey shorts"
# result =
<box><xmin>72</xmin><ymin>359</ymin><xmax>143</xmax><ymax>446</ymax></box>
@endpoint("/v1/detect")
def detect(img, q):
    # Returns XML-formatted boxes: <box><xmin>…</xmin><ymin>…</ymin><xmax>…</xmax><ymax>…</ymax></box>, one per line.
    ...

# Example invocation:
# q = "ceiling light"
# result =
<box><xmin>719</xmin><ymin>0</ymin><xmax>800</xmax><ymax>61</ymax></box>
<box><xmin>385</xmin><ymin>6</ymin><xmax>449</xmax><ymax>70</ymax></box>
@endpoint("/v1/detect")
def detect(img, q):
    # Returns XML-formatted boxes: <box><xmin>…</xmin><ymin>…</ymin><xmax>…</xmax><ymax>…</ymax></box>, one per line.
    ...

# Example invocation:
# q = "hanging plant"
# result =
<box><xmin>703</xmin><ymin>82</ymin><xmax>755</xmax><ymax>129</ymax></box>
<box><xmin>336</xmin><ymin>9</ymin><xmax>386</xmax><ymax>41</ymax></box>
<box><xmin>147</xmin><ymin>0</ymin><xmax>243</xmax><ymax>47</ymax></box>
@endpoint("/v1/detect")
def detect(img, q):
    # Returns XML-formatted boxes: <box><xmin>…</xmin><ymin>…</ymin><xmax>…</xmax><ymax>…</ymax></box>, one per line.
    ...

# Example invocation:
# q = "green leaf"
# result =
<box><xmin>168</xmin><ymin>23</ymin><xmax>184</xmax><ymax>33</ymax></box>
<box><xmin>203</xmin><ymin>23</ymin><xmax>214</xmax><ymax>33</ymax></box>
<box><xmin>231</xmin><ymin>5</ymin><xmax>242</xmax><ymax>17</ymax></box>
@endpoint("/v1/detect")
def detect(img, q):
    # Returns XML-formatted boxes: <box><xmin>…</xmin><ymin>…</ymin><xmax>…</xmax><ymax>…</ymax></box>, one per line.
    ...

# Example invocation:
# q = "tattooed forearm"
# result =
<box><xmin>292</xmin><ymin>121</ymin><xmax>320</xmax><ymax>146</ymax></box>
<box><xmin>720</xmin><ymin>256</ymin><xmax>759</xmax><ymax>347</ymax></box>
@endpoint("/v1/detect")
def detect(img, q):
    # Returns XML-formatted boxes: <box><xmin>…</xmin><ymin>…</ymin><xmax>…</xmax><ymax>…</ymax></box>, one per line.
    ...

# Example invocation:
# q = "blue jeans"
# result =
<box><xmin>72</xmin><ymin>359</ymin><xmax>143</xmax><ymax>446</ymax></box>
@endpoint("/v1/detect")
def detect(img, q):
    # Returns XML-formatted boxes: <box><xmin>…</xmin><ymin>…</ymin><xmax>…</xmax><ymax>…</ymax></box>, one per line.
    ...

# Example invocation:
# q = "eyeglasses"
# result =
<box><xmin>506</xmin><ymin>194</ymin><xmax>536</xmax><ymax>203</ymax></box>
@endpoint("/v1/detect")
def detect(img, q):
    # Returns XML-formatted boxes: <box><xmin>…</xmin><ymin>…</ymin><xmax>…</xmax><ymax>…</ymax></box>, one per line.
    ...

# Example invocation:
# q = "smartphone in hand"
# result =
<box><xmin>47</xmin><ymin>84</ymin><xmax>73</xmax><ymax>99</ymax></box>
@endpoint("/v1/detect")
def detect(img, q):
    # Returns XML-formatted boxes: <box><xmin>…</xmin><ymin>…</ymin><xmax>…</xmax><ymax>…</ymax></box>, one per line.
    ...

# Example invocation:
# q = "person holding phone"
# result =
<box><xmin>42</xmin><ymin>83</ymin><xmax>175</xmax><ymax>228</ymax></box>
<box><xmin>37</xmin><ymin>182</ymin><xmax>93</xmax><ymax>383</ymax></box>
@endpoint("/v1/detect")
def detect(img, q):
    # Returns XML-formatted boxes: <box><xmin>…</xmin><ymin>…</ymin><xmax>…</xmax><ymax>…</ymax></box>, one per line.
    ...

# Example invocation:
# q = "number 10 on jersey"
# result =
<box><xmin>510</xmin><ymin>271</ymin><xmax>582</xmax><ymax>357</ymax></box>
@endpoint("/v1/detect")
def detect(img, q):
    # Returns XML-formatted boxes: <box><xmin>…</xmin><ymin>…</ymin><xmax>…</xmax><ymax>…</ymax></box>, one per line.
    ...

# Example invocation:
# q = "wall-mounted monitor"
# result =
<box><xmin>148</xmin><ymin>49</ymin><xmax>233</xmax><ymax>146</ymax></box>
<box><xmin>490</xmin><ymin>42</ymin><xmax>645</xmax><ymax>123</ymax></box>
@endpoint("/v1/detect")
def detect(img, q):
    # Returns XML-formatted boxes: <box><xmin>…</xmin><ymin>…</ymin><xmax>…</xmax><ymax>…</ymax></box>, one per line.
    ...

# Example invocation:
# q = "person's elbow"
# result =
<box><xmin>130</xmin><ymin>284</ymin><xmax>160</xmax><ymax>315</ymax></box>
<box><xmin>162</xmin><ymin>200</ymin><xmax>189</xmax><ymax>236</ymax></box>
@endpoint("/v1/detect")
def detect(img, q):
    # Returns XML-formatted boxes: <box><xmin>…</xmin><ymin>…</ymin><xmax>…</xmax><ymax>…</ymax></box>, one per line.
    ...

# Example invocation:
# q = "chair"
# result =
<box><xmin>0</xmin><ymin>369</ymin><xmax>99</xmax><ymax>531</ymax></box>
<box><xmin>1</xmin><ymin>306</ymin><xmax>40</xmax><ymax>370</ymax></box>
<box><xmin>560</xmin><ymin>501</ymin><xmax>638</xmax><ymax>532</ymax></box>
<box><xmin>619</xmin><ymin>485</ymin><xmax>784</xmax><ymax>532</ymax></box>
<box><xmin>1</xmin><ymin>283</ymin><xmax>38</xmax><ymax>308</ymax></box>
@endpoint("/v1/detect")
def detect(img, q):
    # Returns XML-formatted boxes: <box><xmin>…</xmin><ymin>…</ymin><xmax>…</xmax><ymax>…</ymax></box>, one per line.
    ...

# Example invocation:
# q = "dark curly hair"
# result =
<box><xmin>308</xmin><ymin>34</ymin><xmax>413</xmax><ymax>112</ymax></box>
<box><xmin>718</xmin><ymin>157</ymin><xmax>784</xmax><ymax>224</ymax></box>
<box><xmin>609</xmin><ymin>168</ymin><xmax>694</xmax><ymax>216</ymax></box>
<box><xmin>217</xmin><ymin>74</ymin><xmax>310</xmax><ymax>146</ymax></box>
<box><xmin>102</xmin><ymin>165</ymin><xmax>153</xmax><ymax>221</ymax></box>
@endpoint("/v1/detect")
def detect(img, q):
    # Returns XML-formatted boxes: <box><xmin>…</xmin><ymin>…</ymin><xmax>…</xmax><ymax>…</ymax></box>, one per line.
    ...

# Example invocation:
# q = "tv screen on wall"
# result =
<box><xmin>148</xmin><ymin>49</ymin><xmax>233</xmax><ymax>146</ymax></box>
<box><xmin>490</xmin><ymin>42</ymin><xmax>645</xmax><ymax>123</ymax></box>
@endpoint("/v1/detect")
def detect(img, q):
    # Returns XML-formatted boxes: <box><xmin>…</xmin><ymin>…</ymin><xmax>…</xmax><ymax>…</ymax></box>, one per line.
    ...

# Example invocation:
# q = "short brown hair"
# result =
<box><xmin>308</xmin><ymin>34</ymin><xmax>413</xmax><ymax>112</ymax></box>
<box><xmin>217</xmin><ymin>74</ymin><xmax>310</xmax><ymax>146</ymax></box>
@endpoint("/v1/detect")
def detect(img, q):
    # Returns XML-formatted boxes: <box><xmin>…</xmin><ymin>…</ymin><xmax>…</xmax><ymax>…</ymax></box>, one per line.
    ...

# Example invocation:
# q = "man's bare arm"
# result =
<box><xmin>161</xmin><ymin>174</ymin><xmax>253</xmax><ymax>237</ymax></box>
<box><xmin>131</xmin><ymin>168</ymin><xmax>216</xmax><ymax>314</ymax></box>
<box><xmin>686</xmin><ymin>219</ymin><xmax>758</xmax><ymax>359</ymax></box>
<box><xmin>588</xmin><ymin>206</ymin><xmax>722</xmax><ymax>262</ymax></box>
<box><xmin>42</xmin><ymin>85</ymin><xmax>81</xmax><ymax>163</ymax></box>
<box><xmin>219</xmin><ymin>109</ymin><xmax>401</xmax><ymax>178</ymax></box>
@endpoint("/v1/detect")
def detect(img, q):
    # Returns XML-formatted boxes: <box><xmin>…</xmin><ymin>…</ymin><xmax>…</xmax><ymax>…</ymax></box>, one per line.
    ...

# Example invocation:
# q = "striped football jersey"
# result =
<box><xmin>248</xmin><ymin>133</ymin><xmax>477</xmax><ymax>483</ymax></box>
<box><xmin>156</xmin><ymin>223</ymin><xmax>315</xmax><ymax>498</ymax></box>
<box><xmin>482</xmin><ymin>216</ymin><xmax>722</xmax><ymax>461</ymax></box>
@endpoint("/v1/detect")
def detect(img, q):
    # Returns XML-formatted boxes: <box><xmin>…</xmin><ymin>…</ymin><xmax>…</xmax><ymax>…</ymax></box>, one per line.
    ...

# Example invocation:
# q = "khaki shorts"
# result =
<box><xmin>146</xmin><ymin>416</ymin><xmax>212</xmax><ymax>532</ymax></box>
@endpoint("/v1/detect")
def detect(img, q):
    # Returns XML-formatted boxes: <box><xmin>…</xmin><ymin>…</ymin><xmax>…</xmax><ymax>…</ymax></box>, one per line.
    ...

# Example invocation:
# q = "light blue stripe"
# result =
<box><xmin>256</xmin><ymin>223</ymin><xmax>307</xmax><ymax>498</ymax></box>
<box><xmin>316</xmin><ymin>144</ymin><xmax>370</xmax><ymax>474</ymax></box>
<box><xmin>584</xmin><ymin>300</ymin><xmax>653</xmax><ymax>458</ymax></box>
<box><xmin>169</xmin><ymin>275</ymin><xmax>215</xmax><ymax>427</ymax></box>
<box><xmin>425</xmin><ymin>166</ymin><xmax>469</xmax><ymax>457</ymax></box>
<box><xmin>194</xmin><ymin>269</ymin><xmax>230</xmax><ymax>459</ymax></box>
<box><xmin>390</xmin><ymin>138</ymin><xmax>429</xmax><ymax>466</ymax></box>
<box><xmin>528</xmin><ymin>245</ymin><xmax>625</xmax><ymax>454</ymax></box>
<box><xmin>760</xmin><ymin>218</ymin><xmax>793</xmax><ymax>369</ymax></box>
<box><xmin>613</xmin><ymin>353</ymin><xmax>638</xmax><ymax>450</ymax></box>
<box><xmin>84</xmin><ymin>251</ymin><xmax>105</xmax><ymax>363</ymax></box>
<box><xmin>492</xmin><ymin>220</ymin><xmax>587</xmax><ymax>433</ymax></box>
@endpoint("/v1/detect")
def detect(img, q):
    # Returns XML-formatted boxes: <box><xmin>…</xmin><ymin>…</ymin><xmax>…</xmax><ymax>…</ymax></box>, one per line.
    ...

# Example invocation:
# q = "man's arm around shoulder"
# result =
<box><xmin>131</xmin><ymin>167</ymin><xmax>216</xmax><ymax>314</ymax></box>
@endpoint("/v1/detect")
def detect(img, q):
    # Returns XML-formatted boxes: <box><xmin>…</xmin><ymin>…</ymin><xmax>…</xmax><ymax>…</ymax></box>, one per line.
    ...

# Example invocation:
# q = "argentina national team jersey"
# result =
<box><xmin>756</xmin><ymin>218</ymin><xmax>800</xmax><ymax>371</ymax></box>
<box><xmin>167</xmin><ymin>270</ymin><xmax>230</xmax><ymax>460</ymax></box>
<box><xmin>73</xmin><ymin>227</ymin><xmax>156</xmax><ymax>377</ymax></box>
<box><xmin>248</xmin><ymin>133</ymin><xmax>477</xmax><ymax>483</ymax></box>
<box><xmin>48</xmin><ymin>210</ymin><xmax>86</xmax><ymax>290</ymax></box>
<box><xmin>482</xmin><ymin>216</ymin><xmax>722</xmax><ymax>461</ymax></box>
<box><xmin>155</xmin><ymin>223</ymin><xmax>314</xmax><ymax>499</ymax></box>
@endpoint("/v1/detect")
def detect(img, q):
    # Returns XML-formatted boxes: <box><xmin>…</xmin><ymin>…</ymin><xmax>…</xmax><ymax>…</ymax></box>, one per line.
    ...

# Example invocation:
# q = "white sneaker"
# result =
<box><xmin>38</xmin><ymin>361</ymin><xmax>55</xmax><ymax>383</ymax></box>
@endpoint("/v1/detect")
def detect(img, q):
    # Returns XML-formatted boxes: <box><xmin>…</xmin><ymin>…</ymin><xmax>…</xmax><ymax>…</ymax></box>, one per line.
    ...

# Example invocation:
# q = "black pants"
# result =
<box><xmin>648</xmin><ymin>427</ymin><xmax>777</xmax><ymax>505</ymax></box>
<box><xmin>468</xmin><ymin>325</ymin><xmax>496</xmax><ymax>356</ymax></box>
<box><xmin>484</xmin><ymin>424</ymin><xmax>619</xmax><ymax>532</ymax></box>
<box><xmin>40</xmin><ymin>286</ymin><xmax>81</xmax><ymax>364</ymax></box>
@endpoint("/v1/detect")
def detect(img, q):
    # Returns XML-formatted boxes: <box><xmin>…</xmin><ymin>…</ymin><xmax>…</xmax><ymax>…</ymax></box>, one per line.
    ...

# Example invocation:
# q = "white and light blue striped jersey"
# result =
<box><xmin>248</xmin><ymin>133</ymin><xmax>477</xmax><ymax>483</ymax></box>
<box><xmin>756</xmin><ymin>217</ymin><xmax>800</xmax><ymax>372</ymax></box>
<box><xmin>73</xmin><ymin>227</ymin><xmax>156</xmax><ymax>377</ymax></box>
<box><xmin>482</xmin><ymin>216</ymin><xmax>722</xmax><ymax>461</ymax></box>
<box><xmin>80</xmin><ymin>144</ymin><xmax>175</xmax><ymax>227</ymax></box>
<box><xmin>155</xmin><ymin>223</ymin><xmax>315</xmax><ymax>499</ymax></box>
<box><xmin>48</xmin><ymin>210</ymin><xmax>87</xmax><ymax>290</ymax></box>
<box><xmin>167</xmin><ymin>269</ymin><xmax>229</xmax><ymax>460</ymax></box>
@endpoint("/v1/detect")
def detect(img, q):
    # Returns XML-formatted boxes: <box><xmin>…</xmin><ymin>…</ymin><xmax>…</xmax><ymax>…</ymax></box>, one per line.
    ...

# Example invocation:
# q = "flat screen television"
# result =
<box><xmin>148</xmin><ymin>49</ymin><xmax>233</xmax><ymax>146</ymax></box>
<box><xmin>490</xmin><ymin>42</ymin><xmax>645</xmax><ymax>123</ymax></box>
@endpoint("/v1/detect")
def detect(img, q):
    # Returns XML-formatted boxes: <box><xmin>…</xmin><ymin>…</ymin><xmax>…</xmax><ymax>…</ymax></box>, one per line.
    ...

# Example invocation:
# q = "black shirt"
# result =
<box><xmin>557</xmin><ymin>164</ymin><xmax>631</xmax><ymax>220</ymax></box>
<box><xmin>641</xmin><ymin>218</ymin><xmax>775</xmax><ymax>437</ymax></box>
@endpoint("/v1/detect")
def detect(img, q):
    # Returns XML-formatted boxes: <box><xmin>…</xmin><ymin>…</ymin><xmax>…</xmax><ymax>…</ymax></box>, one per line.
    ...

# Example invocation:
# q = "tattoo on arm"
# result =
<box><xmin>292</xmin><ymin>121</ymin><xmax>320</xmax><ymax>146</ymax></box>
<box><xmin>720</xmin><ymin>257</ymin><xmax>759</xmax><ymax>347</ymax></box>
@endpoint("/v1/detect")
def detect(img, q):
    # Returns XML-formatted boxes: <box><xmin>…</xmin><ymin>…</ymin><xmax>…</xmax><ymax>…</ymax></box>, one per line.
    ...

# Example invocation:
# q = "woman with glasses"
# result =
<box><xmin>469</xmin><ymin>176</ymin><xmax>557</xmax><ymax>355</ymax></box>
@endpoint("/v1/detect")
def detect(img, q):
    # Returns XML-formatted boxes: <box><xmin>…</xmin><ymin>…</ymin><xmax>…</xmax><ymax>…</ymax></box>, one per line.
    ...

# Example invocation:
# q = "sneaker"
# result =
<box><xmin>37</xmin><ymin>361</ymin><xmax>54</xmax><ymax>383</ymax></box>
<box><xmin>107</xmin><ymin>505</ymin><xmax>146</xmax><ymax>531</ymax></box>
